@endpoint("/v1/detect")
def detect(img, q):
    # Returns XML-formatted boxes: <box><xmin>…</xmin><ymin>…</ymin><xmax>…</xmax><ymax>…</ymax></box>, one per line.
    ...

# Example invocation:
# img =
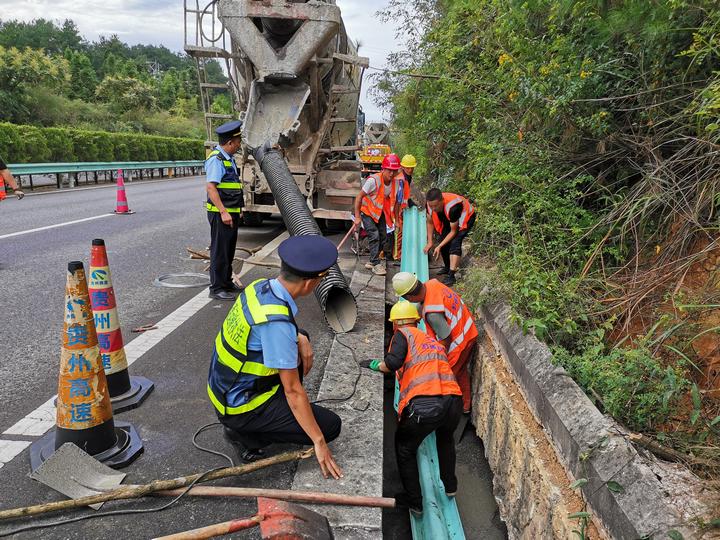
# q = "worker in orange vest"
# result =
<box><xmin>424</xmin><ymin>188</ymin><xmax>475</xmax><ymax>286</ymax></box>
<box><xmin>0</xmin><ymin>156</ymin><xmax>25</xmax><ymax>203</ymax></box>
<box><xmin>362</xmin><ymin>301</ymin><xmax>462</xmax><ymax>515</ymax></box>
<box><xmin>392</xmin><ymin>272</ymin><xmax>478</xmax><ymax>414</ymax></box>
<box><xmin>353</xmin><ymin>153</ymin><xmax>403</xmax><ymax>276</ymax></box>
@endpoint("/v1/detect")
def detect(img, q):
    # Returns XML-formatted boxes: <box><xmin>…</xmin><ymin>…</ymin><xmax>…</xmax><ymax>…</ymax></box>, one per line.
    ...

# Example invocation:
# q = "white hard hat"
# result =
<box><xmin>392</xmin><ymin>272</ymin><xmax>419</xmax><ymax>297</ymax></box>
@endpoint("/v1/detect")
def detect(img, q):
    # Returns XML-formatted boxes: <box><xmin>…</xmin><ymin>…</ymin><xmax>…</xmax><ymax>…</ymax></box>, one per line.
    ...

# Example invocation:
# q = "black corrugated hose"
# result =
<box><xmin>254</xmin><ymin>146</ymin><xmax>357</xmax><ymax>333</ymax></box>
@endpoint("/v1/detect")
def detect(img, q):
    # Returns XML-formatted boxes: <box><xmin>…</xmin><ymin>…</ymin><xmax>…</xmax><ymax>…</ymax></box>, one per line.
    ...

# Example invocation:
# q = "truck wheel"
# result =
<box><xmin>242</xmin><ymin>212</ymin><xmax>264</xmax><ymax>226</ymax></box>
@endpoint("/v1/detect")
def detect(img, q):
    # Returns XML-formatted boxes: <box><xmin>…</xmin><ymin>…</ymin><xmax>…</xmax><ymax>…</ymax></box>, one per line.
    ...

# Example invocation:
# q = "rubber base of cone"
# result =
<box><xmin>29</xmin><ymin>421</ymin><xmax>144</xmax><ymax>473</ymax></box>
<box><xmin>113</xmin><ymin>210</ymin><xmax>135</xmax><ymax>214</ymax></box>
<box><xmin>110</xmin><ymin>376</ymin><xmax>155</xmax><ymax>413</ymax></box>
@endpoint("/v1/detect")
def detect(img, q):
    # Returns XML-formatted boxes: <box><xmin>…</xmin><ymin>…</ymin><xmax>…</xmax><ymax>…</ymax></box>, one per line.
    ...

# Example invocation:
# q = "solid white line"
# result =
<box><xmin>0</xmin><ymin>440</ymin><xmax>32</xmax><ymax>469</ymax></box>
<box><xmin>0</xmin><ymin>214</ymin><xmax>113</xmax><ymax>241</ymax></box>
<box><xmin>1</xmin><ymin>230</ymin><xmax>290</xmax><ymax>442</ymax></box>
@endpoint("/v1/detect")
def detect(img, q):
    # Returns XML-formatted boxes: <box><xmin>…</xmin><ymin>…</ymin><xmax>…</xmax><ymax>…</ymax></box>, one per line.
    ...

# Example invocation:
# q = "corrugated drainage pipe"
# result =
<box><xmin>255</xmin><ymin>147</ymin><xmax>357</xmax><ymax>333</ymax></box>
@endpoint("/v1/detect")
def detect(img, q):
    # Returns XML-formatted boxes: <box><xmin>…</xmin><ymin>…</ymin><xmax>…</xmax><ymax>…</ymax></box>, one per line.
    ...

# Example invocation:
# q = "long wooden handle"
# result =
<box><xmin>0</xmin><ymin>449</ymin><xmax>312</xmax><ymax>521</ymax></box>
<box><xmin>153</xmin><ymin>515</ymin><xmax>263</xmax><ymax>540</ymax></box>
<box><xmin>152</xmin><ymin>486</ymin><xmax>396</xmax><ymax>508</ymax></box>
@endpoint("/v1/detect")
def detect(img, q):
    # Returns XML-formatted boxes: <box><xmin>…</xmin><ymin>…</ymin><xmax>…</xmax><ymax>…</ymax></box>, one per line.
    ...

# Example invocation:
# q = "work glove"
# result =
<box><xmin>360</xmin><ymin>359</ymin><xmax>382</xmax><ymax>372</ymax></box>
<box><xmin>14</xmin><ymin>189</ymin><xmax>24</xmax><ymax>200</ymax></box>
<box><xmin>407</xmin><ymin>198</ymin><xmax>416</xmax><ymax>208</ymax></box>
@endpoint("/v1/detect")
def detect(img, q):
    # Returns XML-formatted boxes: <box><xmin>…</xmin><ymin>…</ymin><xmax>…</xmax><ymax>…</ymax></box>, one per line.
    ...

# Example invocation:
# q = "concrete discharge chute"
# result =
<box><xmin>187</xmin><ymin>0</ymin><xmax>365</xmax><ymax>331</ymax></box>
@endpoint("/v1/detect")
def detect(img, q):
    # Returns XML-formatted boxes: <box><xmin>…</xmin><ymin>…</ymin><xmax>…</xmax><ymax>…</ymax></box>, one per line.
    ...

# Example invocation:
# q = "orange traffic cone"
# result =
<box><xmin>113</xmin><ymin>170</ymin><xmax>134</xmax><ymax>214</ymax></box>
<box><xmin>30</xmin><ymin>261</ymin><xmax>143</xmax><ymax>472</ymax></box>
<box><xmin>89</xmin><ymin>239</ymin><xmax>154</xmax><ymax>412</ymax></box>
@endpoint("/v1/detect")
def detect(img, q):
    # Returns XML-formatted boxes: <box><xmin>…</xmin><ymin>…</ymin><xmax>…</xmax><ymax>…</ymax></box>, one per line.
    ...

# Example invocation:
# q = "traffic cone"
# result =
<box><xmin>30</xmin><ymin>261</ymin><xmax>144</xmax><ymax>472</ymax></box>
<box><xmin>113</xmin><ymin>170</ymin><xmax>134</xmax><ymax>214</ymax></box>
<box><xmin>89</xmin><ymin>239</ymin><xmax>154</xmax><ymax>412</ymax></box>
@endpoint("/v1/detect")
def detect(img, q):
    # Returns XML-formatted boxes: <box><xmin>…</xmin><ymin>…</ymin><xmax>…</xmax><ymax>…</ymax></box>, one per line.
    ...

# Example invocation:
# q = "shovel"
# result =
<box><xmin>154</xmin><ymin>497</ymin><xmax>333</xmax><ymax>540</ymax></box>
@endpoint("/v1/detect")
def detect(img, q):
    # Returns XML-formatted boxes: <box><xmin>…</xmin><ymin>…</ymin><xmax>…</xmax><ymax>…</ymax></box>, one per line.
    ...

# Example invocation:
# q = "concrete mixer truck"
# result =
<box><xmin>184</xmin><ymin>0</ymin><xmax>367</xmax><ymax>226</ymax></box>
<box><xmin>184</xmin><ymin>0</ymin><xmax>367</xmax><ymax>332</ymax></box>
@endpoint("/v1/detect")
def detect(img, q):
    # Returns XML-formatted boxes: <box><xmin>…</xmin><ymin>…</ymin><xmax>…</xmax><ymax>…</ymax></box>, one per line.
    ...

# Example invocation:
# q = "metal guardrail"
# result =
<box><xmin>7</xmin><ymin>161</ymin><xmax>206</xmax><ymax>191</ymax></box>
<box><xmin>398</xmin><ymin>206</ymin><xmax>466</xmax><ymax>540</ymax></box>
<box><xmin>8</xmin><ymin>161</ymin><xmax>205</xmax><ymax>175</ymax></box>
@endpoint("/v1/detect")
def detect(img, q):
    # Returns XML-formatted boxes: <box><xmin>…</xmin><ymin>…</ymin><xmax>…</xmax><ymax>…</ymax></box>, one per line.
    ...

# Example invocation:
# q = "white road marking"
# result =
<box><xmin>1</xmin><ymin>230</ymin><xmax>290</xmax><ymax>449</ymax></box>
<box><xmin>0</xmin><ymin>214</ymin><xmax>113</xmax><ymax>241</ymax></box>
<box><xmin>0</xmin><ymin>440</ymin><xmax>32</xmax><ymax>469</ymax></box>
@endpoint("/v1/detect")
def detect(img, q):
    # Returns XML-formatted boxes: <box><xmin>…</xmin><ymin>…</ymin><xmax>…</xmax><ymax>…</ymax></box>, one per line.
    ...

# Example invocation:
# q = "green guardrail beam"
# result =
<box><xmin>398</xmin><ymin>206</ymin><xmax>466</xmax><ymax>540</ymax></box>
<box><xmin>7</xmin><ymin>161</ymin><xmax>205</xmax><ymax>175</ymax></box>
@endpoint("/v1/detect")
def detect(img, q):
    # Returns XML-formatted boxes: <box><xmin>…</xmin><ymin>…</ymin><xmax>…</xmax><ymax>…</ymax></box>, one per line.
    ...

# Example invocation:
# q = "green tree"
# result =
<box><xmin>68</xmin><ymin>51</ymin><xmax>98</xmax><ymax>101</ymax></box>
<box><xmin>95</xmin><ymin>76</ymin><xmax>157</xmax><ymax>113</ymax></box>
<box><xmin>0</xmin><ymin>18</ymin><xmax>83</xmax><ymax>54</ymax></box>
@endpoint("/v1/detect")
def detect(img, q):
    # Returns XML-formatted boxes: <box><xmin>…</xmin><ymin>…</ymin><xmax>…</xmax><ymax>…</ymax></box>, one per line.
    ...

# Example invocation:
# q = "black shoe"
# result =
<box><xmin>226</xmin><ymin>282</ymin><xmax>244</xmax><ymax>293</ymax></box>
<box><xmin>223</xmin><ymin>427</ymin><xmax>266</xmax><ymax>462</ymax></box>
<box><xmin>394</xmin><ymin>492</ymin><xmax>423</xmax><ymax>515</ymax></box>
<box><xmin>442</xmin><ymin>274</ymin><xmax>456</xmax><ymax>287</ymax></box>
<box><xmin>209</xmin><ymin>290</ymin><xmax>236</xmax><ymax>300</ymax></box>
<box><xmin>436</xmin><ymin>267</ymin><xmax>449</xmax><ymax>275</ymax></box>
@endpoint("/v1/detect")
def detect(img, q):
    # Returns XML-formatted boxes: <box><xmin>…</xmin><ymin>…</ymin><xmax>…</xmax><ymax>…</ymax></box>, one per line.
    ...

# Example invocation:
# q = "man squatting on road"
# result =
<box><xmin>207</xmin><ymin>235</ymin><xmax>343</xmax><ymax>480</ymax></box>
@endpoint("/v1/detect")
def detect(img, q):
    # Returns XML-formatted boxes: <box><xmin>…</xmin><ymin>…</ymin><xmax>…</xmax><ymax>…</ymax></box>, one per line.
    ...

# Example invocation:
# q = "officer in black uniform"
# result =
<box><xmin>205</xmin><ymin>120</ymin><xmax>244</xmax><ymax>300</ymax></box>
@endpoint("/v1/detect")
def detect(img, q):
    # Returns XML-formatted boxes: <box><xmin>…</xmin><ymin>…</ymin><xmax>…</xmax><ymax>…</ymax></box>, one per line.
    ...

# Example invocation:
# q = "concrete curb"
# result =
<box><xmin>291</xmin><ymin>269</ymin><xmax>386</xmax><ymax>537</ymax></box>
<box><xmin>480</xmin><ymin>303</ymin><xmax>691</xmax><ymax>539</ymax></box>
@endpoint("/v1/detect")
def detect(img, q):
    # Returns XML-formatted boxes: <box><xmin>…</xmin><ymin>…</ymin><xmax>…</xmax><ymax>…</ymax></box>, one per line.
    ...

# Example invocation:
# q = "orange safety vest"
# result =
<box><xmin>422</xmin><ymin>279</ymin><xmax>479</xmax><ymax>367</ymax></box>
<box><xmin>0</xmin><ymin>176</ymin><xmax>6</xmax><ymax>201</ymax></box>
<box><xmin>393</xmin><ymin>326</ymin><xmax>461</xmax><ymax>418</ymax></box>
<box><xmin>428</xmin><ymin>192</ymin><xmax>475</xmax><ymax>234</ymax></box>
<box><xmin>361</xmin><ymin>173</ymin><xmax>402</xmax><ymax>224</ymax></box>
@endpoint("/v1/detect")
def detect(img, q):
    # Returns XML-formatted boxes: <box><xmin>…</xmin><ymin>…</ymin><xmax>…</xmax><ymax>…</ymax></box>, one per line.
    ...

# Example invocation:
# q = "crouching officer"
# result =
<box><xmin>207</xmin><ymin>235</ymin><xmax>343</xmax><ymax>480</ymax></box>
<box><xmin>206</xmin><ymin>120</ymin><xmax>244</xmax><ymax>300</ymax></box>
<box><xmin>362</xmin><ymin>302</ymin><xmax>462</xmax><ymax>515</ymax></box>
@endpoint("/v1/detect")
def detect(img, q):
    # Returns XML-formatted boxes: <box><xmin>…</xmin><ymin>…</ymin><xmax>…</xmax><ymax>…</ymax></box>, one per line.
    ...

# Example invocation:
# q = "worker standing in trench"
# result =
<box><xmin>423</xmin><ymin>188</ymin><xmax>476</xmax><ymax>286</ymax></box>
<box><xmin>207</xmin><ymin>235</ymin><xmax>343</xmax><ymax>480</ymax></box>
<box><xmin>362</xmin><ymin>301</ymin><xmax>462</xmax><ymax>516</ymax></box>
<box><xmin>392</xmin><ymin>272</ymin><xmax>479</xmax><ymax>417</ymax></box>
<box><xmin>353</xmin><ymin>153</ymin><xmax>404</xmax><ymax>276</ymax></box>
<box><xmin>205</xmin><ymin>120</ymin><xmax>245</xmax><ymax>301</ymax></box>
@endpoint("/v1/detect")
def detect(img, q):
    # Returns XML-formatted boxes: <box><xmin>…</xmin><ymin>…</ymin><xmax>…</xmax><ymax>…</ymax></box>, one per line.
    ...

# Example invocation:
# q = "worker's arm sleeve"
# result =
<box><xmin>256</xmin><ymin>321</ymin><xmax>299</xmax><ymax>369</ymax></box>
<box><xmin>205</xmin><ymin>157</ymin><xmax>223</xmax><ymax>184</ymax></box>
<box><xmin>384</xmin><ymin>332</ymin><xmax>407</xmax><ymax>372</ymax></box>
<box><xmin>426</xmin><ymin>312</ymin><xmax>452</xmax><ymax>341</ymax></box>
<box><xmin>448</xmin><ymin>204</ymin><xmax>462</xmax><ymax>223</ymax></box>
<box><xmin>361</xmin><ymin>177</ymin><xmax>376</xmax><ymax>195</ymax></box>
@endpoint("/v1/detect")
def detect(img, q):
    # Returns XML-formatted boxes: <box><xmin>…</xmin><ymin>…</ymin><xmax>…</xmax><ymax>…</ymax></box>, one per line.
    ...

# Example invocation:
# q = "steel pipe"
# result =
<box><xmin>255</xmin><ymin>148</ymin><xmax>357</xmax><ymax>333</ymax></box>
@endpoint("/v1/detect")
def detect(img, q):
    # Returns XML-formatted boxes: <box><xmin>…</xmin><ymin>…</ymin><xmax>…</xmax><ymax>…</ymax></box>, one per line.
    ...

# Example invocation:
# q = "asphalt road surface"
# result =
<box><xmin>0</xmin><ymin>177</ymin><xmax>505</xmax><ymax>539</ymax></box>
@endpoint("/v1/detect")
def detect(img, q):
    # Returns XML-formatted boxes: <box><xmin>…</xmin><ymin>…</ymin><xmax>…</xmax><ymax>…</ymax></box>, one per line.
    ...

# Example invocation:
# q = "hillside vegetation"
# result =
<box><xmin>0</xmin><ymin>19</ymin><xmax>228</xmax><ymax>139</ymax></box>
<box><xmin>379</xmin><ymin>1</ymin><xmax>720</xmax><ymax>462</ymax></box>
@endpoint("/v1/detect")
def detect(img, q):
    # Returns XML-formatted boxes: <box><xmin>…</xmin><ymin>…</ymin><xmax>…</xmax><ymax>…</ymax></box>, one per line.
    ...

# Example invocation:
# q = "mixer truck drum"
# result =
<box><xmin>254</xmin><ymin>145</ymin><xmax>357</xmax><ymax>333</ymax></box>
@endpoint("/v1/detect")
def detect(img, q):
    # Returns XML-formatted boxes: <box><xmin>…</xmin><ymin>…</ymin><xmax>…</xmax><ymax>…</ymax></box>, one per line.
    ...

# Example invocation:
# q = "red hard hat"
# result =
<box><xmin>381</xmin><ymin>153</ymin><xmax>401</xmax><ymax>170</ymax></box>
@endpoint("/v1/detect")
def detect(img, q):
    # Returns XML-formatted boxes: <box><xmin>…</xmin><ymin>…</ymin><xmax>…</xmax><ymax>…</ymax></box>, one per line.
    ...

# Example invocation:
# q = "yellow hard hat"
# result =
<box><xmin>389</xmin><ymin>301</ymin><xmax>420</xmax><ymax>322</ymax></box>
<box><xmin>400</xmin><ymin>154</ymin><xmax>417</xmax><ymax>168</ymax></box>
<box><xmin>392</xmin><ymin>271</ymin><xmax>419</xmax><ymax>296</ymax></box>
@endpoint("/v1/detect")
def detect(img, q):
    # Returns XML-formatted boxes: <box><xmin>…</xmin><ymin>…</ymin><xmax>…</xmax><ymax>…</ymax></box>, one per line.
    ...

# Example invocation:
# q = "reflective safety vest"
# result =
<box><xmin>0</xmin><ymin>175</ymin><xmax>5</xmax><ymax>201</ymax></box>
<box><xmin>206</xmin><ymin>147</ymin><xmax>243</xmax><ymax>213</ymax></box>
<box><xmin>361</xmin><ymin>173</ymin><xmax>402</xmax><ymax>224</ymax></box>
<box><xmin>422</xmin><ymin>279</ymin><xmax>479</xmax><ymax>367</ymax></box>
<box><xmin>207</xmin><ymin>279</ymin><xmax>296</xmax><ymax>415</ymax></box>
<box><xmin>394</xmin><ymin>326</ymin><xmax>461</xmax><ymax>418</ymax></box>
<box><xmin>428</xmin><ymin>192</ymin><xmax>475</xmax><ymax>234</ymax></box>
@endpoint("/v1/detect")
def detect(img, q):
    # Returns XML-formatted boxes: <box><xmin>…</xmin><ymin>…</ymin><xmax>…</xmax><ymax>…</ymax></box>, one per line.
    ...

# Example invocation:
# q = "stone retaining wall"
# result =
<box><xmin>474</xmin><ymin>303</ymin><xmax>708</xmax><ymax>540</ymax></box>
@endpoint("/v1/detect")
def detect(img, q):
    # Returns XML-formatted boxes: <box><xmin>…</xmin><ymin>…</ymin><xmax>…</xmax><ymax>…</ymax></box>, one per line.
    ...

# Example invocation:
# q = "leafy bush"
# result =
<box><xmin>0</xmin><ymin>122</ymin><xmax>204</xmax><ymax>163</ymax></box>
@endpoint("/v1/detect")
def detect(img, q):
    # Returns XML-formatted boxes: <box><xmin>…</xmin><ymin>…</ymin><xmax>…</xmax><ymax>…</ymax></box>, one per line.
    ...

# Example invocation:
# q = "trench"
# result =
<box><xmin>380</xmin><ymin>303</ymin><xmax>508</xmax><ymax>539</ymax></box>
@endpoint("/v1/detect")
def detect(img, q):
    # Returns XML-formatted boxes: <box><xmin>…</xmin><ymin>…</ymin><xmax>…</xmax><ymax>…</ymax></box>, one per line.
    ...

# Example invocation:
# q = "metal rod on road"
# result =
<box><xmin>0</xmin><ymin>449</ymin><xmax>312</xmax><ymax>521</ymax></box>
<box><xmin>151</xmin><ymin>486</ymin><xmax>396</xmax><ymax>508</ymax></box>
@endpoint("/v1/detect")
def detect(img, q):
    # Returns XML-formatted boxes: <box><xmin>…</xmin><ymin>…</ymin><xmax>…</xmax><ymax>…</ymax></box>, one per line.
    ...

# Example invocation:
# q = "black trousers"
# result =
<box><xmin>207</xmin><ymin>211</ymin><xmax>241</xmax><ymax>293</ymax></box>
<box><xmin>361</xmin><ymin>212</ymin><xmax>387</xmax><ymax>265</ymax></box>
<box><xmin>219</xmin><ymin>388</ymin><xmax>342</xmax><ymax>450</ymax></box>
<box><xmin>395</xmin><ymin>394</ymin><xmax>462</xmax><ymax>509</ymax></box>
<box><xmin>439</xmin><ymin>213</ymin><xmax>476</xmax><ymax>270</ymax></box>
